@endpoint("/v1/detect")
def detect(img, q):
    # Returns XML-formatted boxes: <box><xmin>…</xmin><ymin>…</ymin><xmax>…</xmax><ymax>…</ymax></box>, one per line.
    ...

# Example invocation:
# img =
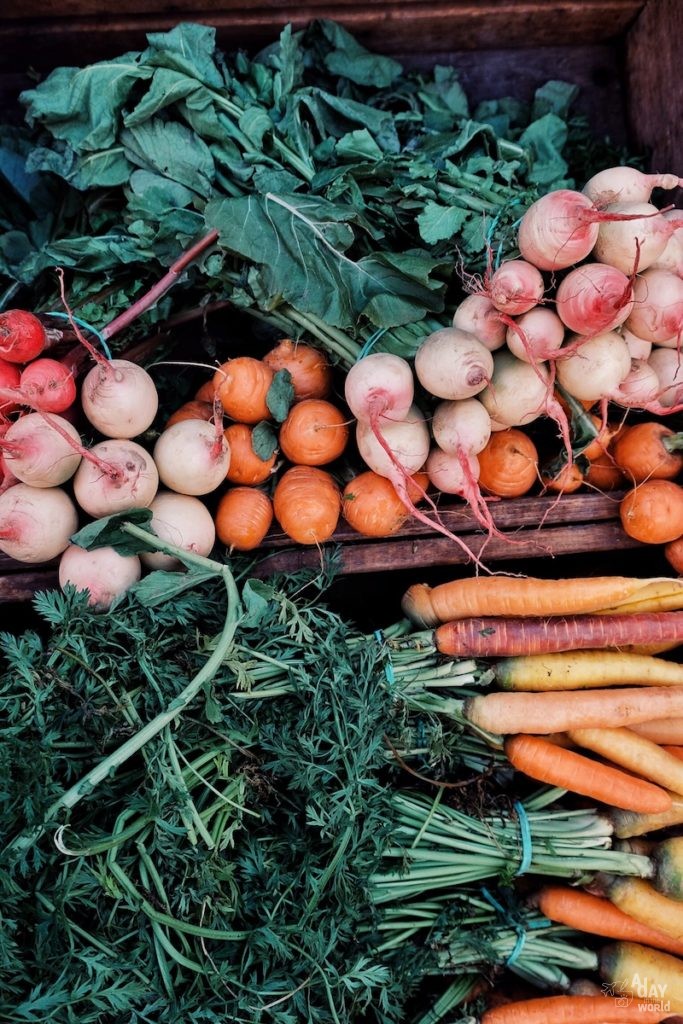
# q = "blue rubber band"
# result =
<box><xmin>356</xmin><ymin>328</ymin><xmax>388</xmax><ymax>362</ymax></box>
<box><xmin>514</xmin><ymin>800</ymin><xmax>533</xmax><ymax>877</ymax></box>
<box><xmin>480</xmin><ymin>887</ymin><xmax>527</xmax><ymax>968</ymax></box>
<box><xmin>44</xmin><ymin>311</ymin><xmax>113</xmax><ymax>360</ymax></box>
<box><xmin>505</xmin><ymin>927</ymin><xmax>527</xmax><ymax>968</ymax></box>
<box><xmin>374</xmin><ymin>629</ymin><xmax>396</xmax><ymax>689</ymax></box>
<box><xmin>480</xmin><ymin>886</ymin><xmax>505</xmax><ymax>916</ymax></box>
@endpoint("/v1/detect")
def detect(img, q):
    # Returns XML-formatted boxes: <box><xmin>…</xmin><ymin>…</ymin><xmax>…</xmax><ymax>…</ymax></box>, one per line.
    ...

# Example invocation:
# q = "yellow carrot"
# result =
<box><xmin>495</xmin><ymin>650</ymin><xmax>683</xmax><ymax>691</ymax></box>
<box><xmin>568</xmin><ymin>727</ymin><xmax>683</xmax><ymax>796</ymax></box>
<box><xmin>600</xmin><ymin>941</ymin><xmax>683</xmax><ymax>1014</ymax></box>
<box><xmin>606</xmin><ymin>877</ymin><xmax>683</xmax><ymax>941</ymax></box>
<box><xmin>612</xmin><ymin>793</ymin><xmax>683</xmax><ymax>838</ymax></box>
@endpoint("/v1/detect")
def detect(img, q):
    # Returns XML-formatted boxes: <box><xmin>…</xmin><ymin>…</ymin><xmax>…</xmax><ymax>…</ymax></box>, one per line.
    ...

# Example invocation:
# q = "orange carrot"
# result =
<box><xmin>504</xmin><ymin>735</ymin><xmax>672</xmax><ymax>812</ymax></box>
<box><xmin>166</xmin><ymin>399</ymin><xmax>214</xmax><ymax>428</ymax></box>
<box><xmin>214</xmin><ymin>487</ymin><xmax>273</xmax><ymax>552</ymax></box>
<box><xmin>480</xmin><ymin>993</ymin><xmax>670</xmax><ymax>1023</ymax></box>
<box><xmin>435</xmin><ymin>611</ymin><xmax>683</xmax><ymax>658</ymax></box>
<box><xmin>541</xmin><ymin>459</ymin><xmax>585</xmax><ymax>494</ymax></box>
<box><xmin>213</xmin><ymin>357</ymin><xmax>274</xmax><ymax>424</ymax></box>
<box><xmin>223</xmin><ymin>423</ymin><xmax>277</xmax><ymax>486</ymax></box>
<box><xmin>613</xmin><ymin>421</ymin><xmax>683</xmax><ymax>483</ymax></box>
<box><xmin>402</xmin><ymin>574</ymin><xmax>683</xmax><ymax>627</ymax></box>
<box><xmin>620</xmin><ymin>479</ymin><xmax>683</xmax><ymax>545</ymax></box>
<box><xmin>278</xmin><ymin>399</ymin><xmax>349</xmax><ymax>466</ymax></box>
<box><xmin>262</xmin><ymin>338</ymin><xmax>332</xmax><ymax>401</ymax></box>
<box><xmin>536</xmin><ymin>885</ymin><xmax>683</xmax><ymax>956</ymax></box>
<box><xmin>663</xmin><ymin>746</ymin><xmax>683</xmax><ymax>762</ymax></box>
<box><xmin>477</xmin><ymin>428</ymin><xmax>538</xmax><ymax>498</ymax></box>
<box><xmin>342</xmin><ymin>471</ymin><xmax>409</xmax><ymax>537</ymax></box>
<box><xmin>463</xmin><ymin>686</ymin><xmax>683</xmax><ymax>736</ymax></box>
<box><xmin>272</xmin><ymin>465</ymin><xmax>341</xmax><ymax>545</ymax></box>
<box><xmin>612</xmin><ymin>793</ymin><xmax>683</xmax><ymax>838</ymax></box>
<box><xmin>665</xmin><ymin>536</ymin><xmax>683</xmax><ymax>575</ymax></box>
<box><xmin>632</xmin><ymin>718</ymin><xmax>683</xmax><ymax>745</ymax></box>
<box><xmin>568</xmin><ymin>726</ymin><xmax>683</xmax><ymax>796</ymax></box>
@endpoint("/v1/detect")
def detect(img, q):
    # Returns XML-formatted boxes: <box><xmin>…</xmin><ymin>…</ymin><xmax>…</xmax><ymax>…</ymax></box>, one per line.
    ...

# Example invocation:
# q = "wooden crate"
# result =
<box><xmin>0</xmin><ymin>0</ymin><xmax>678</xmax><ymax>596</ymax></box>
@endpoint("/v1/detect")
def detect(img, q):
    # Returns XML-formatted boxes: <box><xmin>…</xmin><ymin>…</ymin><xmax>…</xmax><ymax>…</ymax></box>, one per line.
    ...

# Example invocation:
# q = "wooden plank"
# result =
<box><xmin>252</xmin><ymin>521</ymin><xmax>645</xmax><ymax>576</ymax></box>
<box><xmin>0</xmin><ymin>569</ymin><xmax>58</xmax><ymax>602</ymax></box>
<box><xmin>0</xmin><ymin>2</ymin><xmax>645</xmax><ymax>71</ymax></box>
<box><xmin>626</xmin><ymin>0</ymin><xmax>683</xmax><ymax>178</ymax></box>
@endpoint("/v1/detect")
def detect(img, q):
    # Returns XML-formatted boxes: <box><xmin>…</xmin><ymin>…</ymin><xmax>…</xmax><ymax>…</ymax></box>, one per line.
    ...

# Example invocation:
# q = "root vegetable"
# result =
<box><xmin>431</xmin><ymin>398</ymin><xmax>492</xmax><ymax>456</ymax></box>
<box><xmin>555</xmin><ymin>263</ymin><xmax>634</xmax><ymax>335</ymax></box>
<box><xmin>610</xmin><ymin>359</ymin><xmax>661</xmax><ymax>408</ymax></box>
<box><xmin>59</xmin><ymin>543</ymin><xmax>141</xmax><ymax>610</ymax></box>
<box><xmin>344</xmin><ymin>352</ymin><xmax>414</xmax><ymax>424</ymax></box>
<box><xmin>516</xmin><ymin>189</ymin><xmax>616</xmax><ymax>271</ymax></box>
<box><xmin>342</xmin><ymin>471</ymin><xmax>415</xmax><ymax>537</ymax></box>
<box><xmin>153</xmin><ymin>419</ymin><xmax>230</xmax><ymax>496</ymax></box>
<box><xmin>593</xmin><ymin>201</ymin><xmax>672</xmax><ymax>273</ymax></box>
<box><xmin>81</xmin><ymin>358</ymin><xmax>159</xmax><ymax>438</ymax></box>
<box><xmin>486</xmin><ymin>259</ymin><xmax>545</xmax><ymax>316</ymax></box>
<box><xmin>619</xmin><ymin>480</ymin><xmax>683</xmax><ymax>544</ymax></box>
<box><xmin>479</xmin><ymin>350</ymin><xmax>550</xmax><ymax>428</ymax></box>
<box><xmin>278</xmin><ymin>398</ymin><xmax>349</xmax><ymax>466</ymax></box>
<box><xmin>0</xmin><ymin>309</ymin><xmax>46</xmax><ymax>363</ymax></box>
<box><xmin>625</xmin><ymin>268</ymin><xmax>683</xmax><ymax>344</ymax></box>
<box><xmin>648</xmin><ymin>347</ymin><xmax>683</xmax><ymax>408</ymax></box>
<box><xmin>73</xmin><ymin>439</ymin><xmax>159</xmax><ymax>518</ymax></box>
<box><xmin>18</xmin><ymin>358</ymin><xmax>76</xmax><ymax>414</ymax></box>
<box><xmin>0</xmin><ymin>483</ymin><xmax>78</xmax><ymax>562</ymax></box>
<box><xmin>0</xmin><ymin>360</ymin><xmax>21</xmax><ymax>415</ymax></box>
<box><xmin>613</xmin><ymin>422</ymin><xmax>683</xmax><ymax>482</ymax></box>
<box><xmin>1</xmin><ymin>413</ymin><xmax>82</xmax><ymax>486</ymax></box>
<box><xmin>224</xmin><ymin>423</ymin><xmax>276</xmax><ymax>485</ymax></box>
<box><xmin>621</xmin><ymin>327</ymin><xmax>653</xmax><ymax>360</ymax></box>
<box><xmin>273</xmin><ymin>465</ymin><xmax>340</xmax><ymax>545</ymax></box>
<box><xmin>165</xmin><ymin>400</ymin><xmax>213</xmax><ymax>428</ymax></box>
<box><xmin>414</xmin><ymin>327</ymin><xmax>493</xmax><ymax>400</ymax></box>
<box><xmin>556</xmin><ymin>331</ymin><xmax>632</xmax><ymax>403</ymax></box>
<box><xmin>212</xmin><ymin>356</ymin><xmax>273</xmax><ymax>424</ymax></box>
<box><xmin>477</xmin><ymin>428</ymin><xmax>538</xmax><ymax>497</ymax></box>
<box><xmin>263</xmin><ymin>338</ymin><xmax>332</xmax><ymax>400</ymax></box>
<box><xmin>215</xmin><ymin>487</ymin><xmax>273</xmax><ymax>551</ymax></box>
<box><xmin>140</xmin><ymin>491</ymin><xmax>217</xmax><ymax>570</ymax></box>
<box><xmin>583</xmin><ymin>166</ymin><xmax>683</xmax><ymax>206</ymax></box>
<box><xmin>505</xmin><ymin>308</ymin><xmax>565</xmax><ymax>363</ymax></box>
<box><xmin>451</xmin><ymin>294</ymin><xmax>507</xmax><ymax>350</ymax></box>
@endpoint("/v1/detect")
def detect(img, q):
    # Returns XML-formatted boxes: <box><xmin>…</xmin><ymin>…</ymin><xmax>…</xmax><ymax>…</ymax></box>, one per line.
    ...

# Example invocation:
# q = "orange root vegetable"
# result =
<box><xmin>223</xmin><ymin>423</ymin><xmax>276</xmax><ymax>485</ymax></box>
<box><xmin>165</xmin><ymin>400</ymin><xmax>214</xmax><ymax>428</ymax></box>
<box><xmin>611</xmin><ymin>793</ymin><xmax>683</xmax><ymax>838</ymax></box>
<box><xmin>194</xmin><ymin>379</ymin><xmax>217</xmax><ymax>402</ymax></box>
<box><xmin>342</xmin><ymin>471</ymin><xmax>408</xmax><ymax>537</ymax></box>
<box><xmin>652</xmin><ymin>836</ymin><xmax>683</xmax><ymax>900</ymax></box>
<box><xmin>613</xmin><ymin>421</ymin><xmax>683</xmax><ymax>482</ymax></box>
<box><xmin>666</xmin><ymin>537</ymin><xmax>683</xmax><ymax>574</ymax></box>
<box><xmin>600</xmin><ymin>941</ymin><xmax>683</xmax><ymax>1014</ymax></box>
<box><xmin>620</xmin><ymin>479</ymin><xmax>683</xmax><ymax>544</ymax></box>
<box><xmin>481</xmin><ymin>993</ymin><xmax>671</xmax><ymax>1023</ymax></box>
<box><xmin>273</xmin><ymin>465</ymin><xmax>341</xmax><ymax>545</ymax></box>
<box><xmin>504</xmin><ymin>734</ymin><xmax>672</xmax><ymax>812</ymax></box>
<box><xmin>436</xmin><ymin>611</ymin><xmax>683</xmax><ymax>656</ymax></box>
<box><xmin>631</xmin><ymin>718</ymin><xmax>683</xmax><ymax>745</ymax></box>
<box><xmin>663</xmin><ymin>746</ymin><xmax>683</xmax><ymax>762</ymax></box>
<box><xmin>541</xmin><ymin>459</ymin><xmax>585</xmax><ymax>494</ymax></box>
<box><xmin>462</xmin><ymin>684</ymin><xmax>683</xmax><ymax>735</ymax></box>
<box><xmin>262</xmin><ymin>338</ymin><xmax>332</xmax><ymax>401</ymax></box>
<box><xmin>402</xmin><ymin>574</ymin><xmax>683</xmax><ymax>628</ymax></box>
<box><xmin>536</xmin><ymin>885</ymin><xmax>683</xmax><ymax>956</ymax></box>
<box><xmin>213</xmin><ymin>357</ymin><xmax>274</xmax><ymax>424</ymax></box>
<box><xmin>568</xmin><ymin>726</ymin><xmax>683</xmax><ymax>796</ymax></box>
<box><xmin>495</xmin><ymin>650</ymin><xmax>683</xmax><ymax>691</ymax></box>
<box><xmin>477</xmin><ymin>428</ymin><xmax>539</xmax><ymax>497</ymax></box>
<box><xmin>214</xmin><ymin>487</ymin><xmax>273</xmax><ymax>551</ymax></box>
<box><xmin>278</xmin><ymin>399</ymin><xmax>349</xmax><ymax>466</ymax></box>
<box><xmin>603</xmin><ymin>878</ymin><xmax>683</xmax><ymax>941</ymax></box>
<box><xmin>585</xmin><ymin>451</ymin><xmax>626</xmax><ymax>491</ymax></box>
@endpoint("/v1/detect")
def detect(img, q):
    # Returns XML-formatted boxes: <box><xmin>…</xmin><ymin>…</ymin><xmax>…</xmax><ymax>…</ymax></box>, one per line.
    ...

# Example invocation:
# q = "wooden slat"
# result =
<box><xmin>626</xmin><ymin>0</ymin><xmax>683</xmax><ymax>179</ymax></box>
<box><xmin>0</xmin><ymin>569</ymin><xmax>58</xmax><ymax>602</ymax></box>
<box><xmin>0</xmin><ymin>1</ymin><xmax>645</xmax><ymax>71</ymax></box>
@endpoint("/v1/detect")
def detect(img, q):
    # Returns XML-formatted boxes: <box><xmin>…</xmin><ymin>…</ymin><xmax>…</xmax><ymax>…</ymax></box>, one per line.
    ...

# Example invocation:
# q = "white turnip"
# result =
<box><xmin>140</xmin><ymin>491</ymin><xmax>216</xmax><ymax>570</ymax></box>
<box><xmin>431</xmin><ymin>398</ymin><xmax>492</xmax><ymax>456</ymax></box>
<box><xmin>505</xmin><ymin>308</ymin><xmax>565</xmax><ymax>363</ymax></box>
<box><xmin>592</xmin><ymin>201</ymin><xmax>673</xmax><ymax>274</ymax></box>
<box><xmin>414</xmin><ymin>328</ymin><xmax>493</xmax><ymax>400</ymax></box>
<box><xmin>0</xmin><ymin>483</ymin><xmax>78</xmax><ymax>563</ymax></box>
<box><xmin>648</xmin><ymin>347</ymin><xmax>683</xmax><ymax>409</ymax></box>
<box><xmin>621</xmin><ymin>327</ymin><xmax>652</xmax><ymax>361</ymax></box>
<box><xmin>72</xmin><ymin>439</ymin><xmax>159</xmax><ymax>518</ymax></box>
<box><xmin>81</xmin><ymin>358</ymin><xmax>159</xmax><ymax>438</ymax></box>
<box><xmin>344</xmin><ymin>352</ymin><xmax>414</xmax><ymax>424</ymax></box>
<box><xmin>479</xmin><ymin>350</ymin><xmax>551</xmax><ymax>428</ymax></box>
<box><xmin>625</xmin><ymin>268</ymin><xmax>683</xmax><ymax>344</ymax></box>
<box><xmin>650</xmin><ymin>209</ymin><xmax>683</xmax><ymax>276</ymax></box>
<box><xmin>452</xmin><ymin>294</ymin><xmax>507</xmax><ymax>350</ymax></box>
<box><xmin>1</xmin><ymin>413</ymin><xmax>82</xmax><ymax>487</ymax></box>
<box><xmin>486</xmin><ymin>259</ymin><xmax>545</xmax><ymax>316</ymax></box>
<box><xmin>609</xmin><ymin>359</ymin><xmax>660</xmax><ymax>408</ymax></box>
<box><xmin>153</xmin><ymin>419</ymin><xmax>230</xmax><ymax>496</ymax></box>
<box><xmin>516</xmin><ymin>189</ymin><xmax>608</xmax><ymax>271</ymax></box>
<box><xmin>582</xmin><ymin>166</ymin><xmax>683</xmax><ymax>207</ymax></box>
<box><xmin>555</xmin><ymin>262</ymin><xmax>634</xmax><ymax>335</ymax></box>
<box><xmin>555</xmin><ymin>331</ymin><xmax>632</xmax><ymax>402</ymax></box>
<box><xmin>59</xmin><ymin>543</ymin><xmax>141</xmax><ymax>610</ymax></box>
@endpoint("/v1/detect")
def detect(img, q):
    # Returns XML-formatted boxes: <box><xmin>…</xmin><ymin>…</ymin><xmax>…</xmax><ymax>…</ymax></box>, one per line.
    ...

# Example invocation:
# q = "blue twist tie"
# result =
<box><xmin>374</xmin><ymin>629</ymin><xmax>395</xmax><ymax>689</ymax></box>
<box><xmin>44</xmin><ymin>311</ymin><xmax>113</xmax><ymax>360</ymax></box>
<box><xmin>514</xmin><ymin>800</ymin><xmax>533</xmax><ymax>877</ymax></box>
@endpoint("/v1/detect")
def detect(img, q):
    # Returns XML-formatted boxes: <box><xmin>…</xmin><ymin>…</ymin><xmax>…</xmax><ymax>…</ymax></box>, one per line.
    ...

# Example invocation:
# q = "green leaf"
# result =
<box><xmin>123</xmin><ymin>68</ymin><xmax>203</xmax><ymax>127</ymax></box>
<box><xmin>266</xmin><ymin>369</ymin><xmax>295</xmax><ymax>422</ymax></box>
<box><xmin>131</xmin><ymin>566</ymin><xmax>218</xmax><ymax>606</ymax></box>
<box><xmin>241</xmin><ymin>578</ymin><xmax>275</xmax><ymax>626</ymax></box>
<box><xmin>120</xmin><ymin>119</ymin><xmax>215</xmax><ymax>197</ymax></box>
<box><xmin>144</xmin><ymin>22</ymin><xmax>224</xmax><ymax>89</ymax></box>
<box><xmin>317</xmin><ymin>19</ymin><xmax>402</xmax><ymax>88</ymax></box>
<box><xmin>518</xmin><ymin>112</ymin><xmax>569</xmax><ymax>185</ymax></box>
<box><xmin>416</xmin><ymin>201</ymin><xmax>469</xmax><ymax>244</ymax></box>
<box><xmin>251</xmin><ymin>421</ymin><xmax>279</xmax><ymax>460</ymax></box>
<box><xmin>532</xmin><ymin>80</ymin><xmax>580</xmax><ymax>121</ymax></box>
<box><xmin>335</xmin><ymin>130</ymin><xmax>383</xmax><ymax>163</ymax></box>
<box><xmin>71</xmin><ymin>509</ymin><xmax>153</xmax><ymax>555</ymax></box>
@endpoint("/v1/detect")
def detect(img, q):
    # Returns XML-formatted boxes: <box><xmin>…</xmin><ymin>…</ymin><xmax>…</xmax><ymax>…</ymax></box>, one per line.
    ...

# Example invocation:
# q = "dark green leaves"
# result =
<box><xmin>266</xmin><ymin>369</ymin><xmax>295</xmax><ymax>422</ymax></box>
<box><xmin>71</xmin><ymin>508</ymin><xmax>153</xmax><ymax>554</ymax></box>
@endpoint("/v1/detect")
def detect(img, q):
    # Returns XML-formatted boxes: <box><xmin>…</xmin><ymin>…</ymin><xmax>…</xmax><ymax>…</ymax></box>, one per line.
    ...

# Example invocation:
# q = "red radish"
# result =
<box><xmin>505</xmin><ymin>307</ymin><xmax>565</xmax><ymax>363</ymax></box>
<box><xmin>0</xmin><ymin>413</ymin><xmax>82</xmax><ymax>487</ymax></box>
<box><xmin>81</xmin><ymin>358</ymin><xmax>159</xmax><ymax>438</ymax></box>
<box><xmin>451</xmin><ymin>294</ymin><xmax>507</xmax><ymax>350</ymax></box>
<box><xmin>0</xmin><ymin>309</ymin><xmax>46</xmax><ymax>363</ymax></box>
<box><xmin>140</xmin><ymin>491</ymin><xmax>216</xmax><ymax>570</ymax></box>
<box><xmin>153</xmin><ymin>419</ymin><xmax>230</xmax><ymax>496</ymax></box>
<box><xmin>516</xmin><ymin>189</ymin><xmax>618</xmax><ymax>271</ymax></box>
<box><xmin>414</xmin><ymin>328</ymin><xmax>493</xmax><ymax>400</ymax></box>
<box><xmin>556</xmin><ymin>331</ymin><xmax>632</xmax><ymax>403</ymax></box>
<box><xmin>592</xmin><ymin>201</ymin><xmax>673</xmax><ymax>274</ymax></box>
<box><xmin>59</xmin><ymin>543</ymin><xmax>141</xmax><ymax>610</ymax></box>
<box><xmin>621</xmin><ymin>327</ymin><xmax>652</xmax><ymax>361</ymax></box>
<box><xmin>625</xmin><ymin>268</ymin><xmax>683</xmax><ymax>344</ymax></box>
<box><xmin>72</xmin><ymin>439</ymin><xmax>159</xmax><ymax>518</ymax></box>
<box><xmin>486</xmin><ymin>259</ymin><xmax>544</xmax><ymax>316</ymax></box>
<box><xmin>648</xmin><ymin>348</ymin><xmax>683</xmax><ymax>408</ymax></box>
<box><xmin>555</xmin><ymin>262</ymin><xmax>634</xmax><ymax>335</ymax></box>
<box><xmin>0</xmin><ymin>360</ymin><xmax>21</xmax><ymax>415</ymax></box>
<box><xmin>344</xmin><ymin>352</ymin><xmax>414</xmax><ymax>424</ymax></box>
<box><xmin>431</xmin><ymin>398</ymin><xmax>492</xmax><ymax>457</ymax></box>
<box><xmin>0</xmin><ymin>483</ymin><xmax>78</xmax><ymax>563</ymax></box>
<box><xmin>582</xmin><ymin>166</ymin><xmax>683</xmax><ymax>207</ymax></box>
<box><xmin>19</xmin><ymin>358</ymin><xmax>77</xmax><ymax>414</ymax></box>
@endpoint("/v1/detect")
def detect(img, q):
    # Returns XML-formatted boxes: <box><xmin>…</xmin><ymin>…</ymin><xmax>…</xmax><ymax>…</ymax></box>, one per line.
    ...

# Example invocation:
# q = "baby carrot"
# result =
<box><xmin>495</xmin><ymin>650</ymin><xmax>683</xmax><ymax>691</ymax></box>
<box><xmin>480</xmin><ymin>993</ymin><xmax>671</xmax><ymax>1023</ymax></box>
<box><xmin>504</xmin><ymin>735</ymin><xmax>672</xmax><ymax>813</ymax></box>
<box><xmin>536</xmin><ymin>884</ymin><xmax>683</xmax><ymax>956</ymax></box>
<box><xmin>464</xmin><ymin>686</ymin><xmax>683</xmax><ymax>735</ymax></box>
<box><xmin>568</xmin><ymin>727</ymin><xmax>683</xmax><ymax>796</ymax></box>
<box><xmin>402</xmin><ymin>575</ymin><xmax>683</xmax><ymax>628</ymax></box>
<box><xmin>435</xmin><ymin>611</ymin><xmax>683</xmax><ymax>657</ymax></box>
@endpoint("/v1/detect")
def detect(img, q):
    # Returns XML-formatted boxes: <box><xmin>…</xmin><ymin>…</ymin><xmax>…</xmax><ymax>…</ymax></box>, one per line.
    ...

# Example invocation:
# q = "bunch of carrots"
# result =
<box><xmin>399</xmin><ymin>571</ymin><xmax>683</xmax><ymax>1021</ymax></box>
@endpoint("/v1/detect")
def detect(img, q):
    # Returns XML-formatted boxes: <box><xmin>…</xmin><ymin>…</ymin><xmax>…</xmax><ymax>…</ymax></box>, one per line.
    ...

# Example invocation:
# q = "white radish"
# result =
<box><xmin>609</xmin><ymin>359</ymin><xmax>660</xmax><ymax>408</ymax></box>
<box><xmin>80</xmin><ymin>358</ymin><xmax>159</xmax><ymax>438</ymax></box>
<box><xmin>0</xmin><ymin>484</ymin><xmax>78</xmax><ymax>563</ymax></box>
<box><xmin>73</xmin><ymin>439</ymin><xmax>159</xmax><ymax>518</ymax></box>
<box><xmin>648</xmin><ymin>347</ymin><xmax>683</xmax><ymax>408</ymax></box>
<box><xmin>140</xmin><ymin>491</ymin><xmax>216</xmax><ymax>570</ymax></box>
<box><xmin>344</xmin><ymin>352</ymin><xmax>414</xmax><ymax>424</ymax></box>
<box><xmin>621</xmin><ymin>327</ymin><xmax>652</xmax><ymax>361</ymax></box>
<box><xmin>505</xmin><ymin>308</ymin><xmax>565</xmax><ymax>363</ymax></box>
<box><xmin>555</xmin><ymin>331</ymin><xmax>632</xmax><ymax>402</ymax></box>
<box><xmin>650</xmin><ymin>209</ymin><xmax>683</xmax><ymax>276</ymax></box>
<box><xmin>356</xmin><ymin>405</ymin><xmax>430</xmax><ymax>481</ymax></box>
<box><xmin>1</xmin><ymin>413</ymin><xmax>82</xmax><ymax>487</ymax></box>
<box><xmin>479</xmin><ymin>350</ymin><xmax>551</xmax><ymax>428</ymax></box>
<box><xmin>555</xmin><ymin>262</ymin><xmax>634</xmax><ymax>335</ymax></box>
<box><xmin>153</xmin><ymin>419</ymin><xmax>230</xmax><ymax>496</ymax></box>
<box><xmin>516</xmin><ymin>189</ymin><xmax>609</xmax><ymax>271</ymax></box>
<box><xmin>59</xmin><ymin>543</ymin><xmax>141</xmax><ymax>610</ymax></box>
<box><xmin>582</xmin><ymin>166</ymin><xmax>683</xmax><ymax>207</ymax></box>
<box><xmin>431</xmin><ymin>398</ymin><xmax>492</xmax><ymax>456</ymax></box>
<box><xmin>486</xmin><ymin>259</ymin><xmax>544</xmax><ymax>316</ymax></box>
<box><xmin>452</xmin><ymin>294</ymin><xmax>507</xmax><ymax>350</ymax></box>
<box><xmin>592</xmin><ymin>201</ymin><xmax>672</xmax><ymax>274</ymax></box>
<box><xmin>625</xmin><ymin>268</ymin><xmax>683</xmax><ymax>344</ymax></box>
<box><xmin>414</xmin><ymin>328</ymin><xmax>493</xmax><ymax>400</ymax></box>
